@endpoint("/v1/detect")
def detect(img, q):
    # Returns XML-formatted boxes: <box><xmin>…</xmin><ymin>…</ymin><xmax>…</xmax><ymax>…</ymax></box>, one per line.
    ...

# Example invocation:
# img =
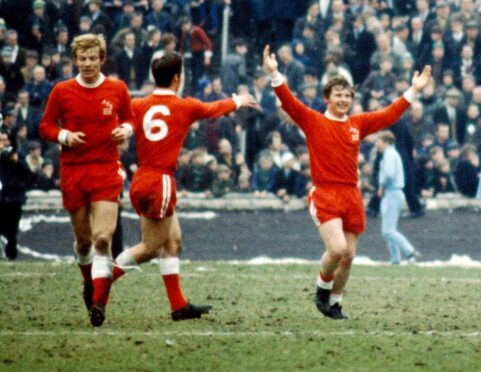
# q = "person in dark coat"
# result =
<box><xmin>0</xmin><ymin>129</ymin><xmax>33</xmax><ymax>260</ymax></box>
<box><xmin>455</xmin><ymin>144</ymin><xmax>480</xmax><ymax>197</ymax></box>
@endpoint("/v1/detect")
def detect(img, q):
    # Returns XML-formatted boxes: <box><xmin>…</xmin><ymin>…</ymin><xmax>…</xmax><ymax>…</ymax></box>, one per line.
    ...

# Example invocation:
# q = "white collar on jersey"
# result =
<box><xmin>153</xmin><ymin>88</ymin><xmax>176</xmax><ymax>96</ymax></box>
<box><xmin>76</xmin><ymin>73</ymin><xmax>106</xmax><ymax>88</ymax></box>
<box><xmin>325</xmin><ymin>110</ymin><xmax>348</xmax><ymax>122</ymax></box>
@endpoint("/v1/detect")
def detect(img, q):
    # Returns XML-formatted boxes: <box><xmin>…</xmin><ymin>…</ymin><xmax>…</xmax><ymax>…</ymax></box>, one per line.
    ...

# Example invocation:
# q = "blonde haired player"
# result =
<box><xmin>40</xmin><ymin>33</ymin><xmax>135</xmax><ymax>326</ymax></box>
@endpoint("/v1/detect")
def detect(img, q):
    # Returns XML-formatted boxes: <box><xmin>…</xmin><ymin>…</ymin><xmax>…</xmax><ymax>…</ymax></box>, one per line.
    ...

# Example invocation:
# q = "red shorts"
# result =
<box><xmin>307</xmin><ymin>184</ymin><xmax>365</xmax><ymax>234</ymax></box>
<box><xmin>129</xmin><ymin>168</ymin><xmax>177</xmax><ymax>219</ymax></box>
<box><xmin>60</xmin><ymin>162</ymin><xmax>125</xmax><ymax>212</ymax></box>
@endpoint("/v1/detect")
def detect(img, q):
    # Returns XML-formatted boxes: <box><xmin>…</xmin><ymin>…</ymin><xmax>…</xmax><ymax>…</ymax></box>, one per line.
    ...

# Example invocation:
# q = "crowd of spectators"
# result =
<box><xmin>0</xmin><ymin>0</ymin><xmax>480</xmax><ymax>208</ymax></box>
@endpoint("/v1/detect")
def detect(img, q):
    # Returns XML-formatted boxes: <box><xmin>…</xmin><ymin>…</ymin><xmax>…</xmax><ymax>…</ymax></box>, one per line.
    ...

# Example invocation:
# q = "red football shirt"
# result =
<box><xmin>40</xmin><ymin>75</ymin><xmax>135</xmax><ymax>165</ymax></box>
<box><xmin>132</xmin><ymin>89</ymin><xmax>236</xmax><ymax>174</ymax></box>
<box><xmin>274</xmin><ymin>83</ymin><xmax>410</xmax><ymax>186</ymax></box>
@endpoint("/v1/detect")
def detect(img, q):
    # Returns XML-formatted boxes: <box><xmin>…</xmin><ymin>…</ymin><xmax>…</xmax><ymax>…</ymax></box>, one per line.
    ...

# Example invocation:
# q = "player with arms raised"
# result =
<box><xmin>111</xmin><ymin>52</ymin><xmax>257</xmax><ymax>320</ymax></box>
<box><xmin>263</xmin><ymin>45</ymin><xmax>431</xmax><ymax>319</ymax></box>
<box><xmin>39</xmin><ymin>34</ymin><xmax>135</xmax><ymax>327</ymax></box>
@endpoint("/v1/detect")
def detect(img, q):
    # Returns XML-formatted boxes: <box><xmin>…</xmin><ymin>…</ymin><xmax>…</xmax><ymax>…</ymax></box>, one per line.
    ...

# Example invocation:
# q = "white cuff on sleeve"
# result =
<box><xmin>120</xmin><ymin>123</ymin><xmax>133</xmax><ymax>137</ymax></box>
<box><xmin>58</xmin><ymin>129</ymin><xmax>69</xmax><ymax>146</ymax></box>
<box><xmin>403</xmin><ymin>87</ymin><xmax>418</xmax><ymax>103</ymax></box>
<box><xmin>232</xmin><ymin>94</ymin><xmax>241</xmax><ymax>109</ymax></box>
<box><xmin>270</xmin><ymin>72</ymin><xmax>284</xmax><ymax>88</ymax></box>
<box><xmin>204</xmin><ymin>50</ymin><xmax>213</xmax><ymax>59</ymax></box>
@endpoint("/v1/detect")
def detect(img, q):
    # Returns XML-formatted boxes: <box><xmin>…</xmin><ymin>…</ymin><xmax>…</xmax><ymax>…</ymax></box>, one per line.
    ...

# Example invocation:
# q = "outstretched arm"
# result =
<box><xmin>262</xmin><ymin>45</ymin><xmax>317</xmax><ymax>130</ymax></box>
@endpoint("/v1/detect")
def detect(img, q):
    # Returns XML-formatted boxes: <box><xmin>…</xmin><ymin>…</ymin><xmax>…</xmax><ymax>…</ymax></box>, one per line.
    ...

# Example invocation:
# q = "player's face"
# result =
<box><xmin>325</xmin><ymin>86</ymin><xmax>353</xmax><ymax>118</ymax></box>
<box><xmin>74</xmin><ymin>47</ymin><xmax>104</xmax><ymax>84</ymax></box>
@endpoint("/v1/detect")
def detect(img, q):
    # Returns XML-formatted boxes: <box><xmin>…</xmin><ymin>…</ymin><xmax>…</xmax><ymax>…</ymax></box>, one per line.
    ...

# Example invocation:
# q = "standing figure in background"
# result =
<box><xmin>376</xmin><ymin>131</ymin><xmax>421</xmax><ymax>265</ymax></box>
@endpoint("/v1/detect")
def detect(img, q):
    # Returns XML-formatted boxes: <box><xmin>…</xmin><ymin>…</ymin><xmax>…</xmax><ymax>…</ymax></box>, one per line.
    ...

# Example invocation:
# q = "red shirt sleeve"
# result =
<box><xmin>273</xmin><ymin>82</ymin><xmax>319</xmax><ymax>132</ymax></box>
<box><xmin>39</xmin><ymin>85</ymin><xmax>62</xmax><ymax>143</ymax></box>
<box><xmin>117</xmin><ymin>80</ymin><xmax>135</xmax><ymax>127</ymax></box>
<box><xmin>356</xmin><ymin>96</ymin><xmax>411</xmax><ymax>138</ymax></box>
<box><xmin>189</xmin><ymin>97</ymin><xmax>236</xmax><ymax>120</ymax></box>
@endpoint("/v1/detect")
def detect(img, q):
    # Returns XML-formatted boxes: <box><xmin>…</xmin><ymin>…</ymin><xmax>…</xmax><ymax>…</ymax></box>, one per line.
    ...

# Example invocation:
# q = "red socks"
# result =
<box><xmin>162</xmin><ymin>274</ymin><xmax>188</xmax><ymax>311</ymax></box>
<box><xmin>79</xmin><ymin>263</ymin><xmax>92</xmax><ymax>283</ymax></box>
<box><xmin>93</xmin><ymin>277</ymin><xmax>112</xmax><ymax>305</ymax></box>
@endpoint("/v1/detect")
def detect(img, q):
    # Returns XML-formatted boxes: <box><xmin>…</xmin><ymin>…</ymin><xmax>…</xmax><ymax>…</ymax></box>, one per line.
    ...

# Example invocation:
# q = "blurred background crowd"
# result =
<box><xmin>0</xmin><ymin>0</ymin><xmax>480</xmax><ymax>212</ymax></box>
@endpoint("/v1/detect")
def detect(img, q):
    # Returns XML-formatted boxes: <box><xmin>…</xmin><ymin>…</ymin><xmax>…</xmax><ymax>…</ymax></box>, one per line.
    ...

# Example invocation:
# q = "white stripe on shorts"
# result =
<box><xmin>160</xmin><ymin>174</ymin><xmax>171</xmax><ymax>218</ymax></box>
<box><xmin>309</xmin><ymin>186</ymin><xmax>321</xmax><ymax>227</ymax></box>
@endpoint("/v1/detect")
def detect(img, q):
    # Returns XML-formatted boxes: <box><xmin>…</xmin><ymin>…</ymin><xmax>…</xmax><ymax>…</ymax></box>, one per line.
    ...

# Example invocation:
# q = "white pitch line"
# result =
<box><xmin>0</xmin><ymin>272</ymin><xmax>57</xmax><ymax>278</ymax></box>
<box><xmin>0</xmin><ymin>330</ymin><xmax>480</xmax><ymax>338</ymax></box>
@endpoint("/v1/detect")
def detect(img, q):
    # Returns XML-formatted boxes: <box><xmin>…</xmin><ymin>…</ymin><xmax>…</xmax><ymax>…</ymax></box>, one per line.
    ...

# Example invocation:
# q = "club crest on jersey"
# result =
<box><xmin>349</xmin><ymin>127</ymin><xmax>359</xmax><ymax>142</ymax></box>
<box><xmin>102</xmin><ymin>99</ymin><xmax>113</xmax><ymax>116</ymax></box>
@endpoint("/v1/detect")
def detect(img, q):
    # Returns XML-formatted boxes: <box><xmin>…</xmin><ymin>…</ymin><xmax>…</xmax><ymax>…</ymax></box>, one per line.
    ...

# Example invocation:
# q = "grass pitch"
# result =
<box><xmin>1</xmin><ymin>262</ymin><xmax>480</xmax><ymax>371</ymax></box>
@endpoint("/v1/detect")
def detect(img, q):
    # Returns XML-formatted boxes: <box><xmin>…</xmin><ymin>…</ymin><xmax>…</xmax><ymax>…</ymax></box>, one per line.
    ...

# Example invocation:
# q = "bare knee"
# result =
<box><xmin>75</xmin><ymin>238</ymin><xmax>93</xmax><ymax>256</ymax></box>
<box><xmin>327</xmin><ymin>241</ymin><xmax>349</xmax><ymax>262</ymax></box>
<box><xmin>93</xmin><ymin>232</ymin><xmax>112</xmax><ymax>255</ymax></box>
<box><xmin>339</xmin><ymin>253</ymin><xmax>354</xmax><ymax>268</ymax></box>
<box><xmin>161</xmin><ymin>236</ymin><xmax>182</xmax><ymax>257</ymax></box>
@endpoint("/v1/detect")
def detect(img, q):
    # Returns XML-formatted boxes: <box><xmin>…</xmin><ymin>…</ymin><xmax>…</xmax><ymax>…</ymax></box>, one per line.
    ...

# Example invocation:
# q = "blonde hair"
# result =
<box><xmin>71</xmin><ymin>33</ymin><xmax>107</xmax><ymax>60</ymax></box>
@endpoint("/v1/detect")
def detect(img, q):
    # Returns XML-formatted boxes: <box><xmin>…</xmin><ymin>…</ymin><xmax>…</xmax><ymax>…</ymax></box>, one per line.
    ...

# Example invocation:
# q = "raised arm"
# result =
<box><xmin>263</xmin><ymin>45</ymin><xmax>317</xmax><ymax>129</ymax></box>
<box><xmin>359</xmin><ymin>65</ymin><xmax>432</xmax><ymax>137</ymax></box>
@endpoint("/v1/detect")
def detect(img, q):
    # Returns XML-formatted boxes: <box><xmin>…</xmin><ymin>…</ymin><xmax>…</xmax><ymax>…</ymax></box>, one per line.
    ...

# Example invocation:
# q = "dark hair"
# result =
<box><xmin>322</xmin><ymin>75</ymin><xmax>354</xmax><ymax>98</ymax></box>
<box><xmin>151</xmin><ymin>52</ymin><xmax>182</xmax><ymax>87</ymax></box>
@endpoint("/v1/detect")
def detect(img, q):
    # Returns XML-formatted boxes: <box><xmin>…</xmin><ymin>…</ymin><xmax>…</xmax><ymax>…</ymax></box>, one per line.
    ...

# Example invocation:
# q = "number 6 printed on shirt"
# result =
<box><xmin>143</xmin><ymin>105</ymin><xmax>170</xmax><ymax>141</ymax></box>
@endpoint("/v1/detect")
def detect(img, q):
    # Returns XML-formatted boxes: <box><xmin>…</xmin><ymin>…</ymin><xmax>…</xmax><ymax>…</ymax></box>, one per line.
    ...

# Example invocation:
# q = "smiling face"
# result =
<box><xmin>324</xmin><ymin>86</ymin><xmax>353</xmax><ymax>118</ymax></box>
<box><xmin>74</xmin><ymin>47</ymin><xmax>104</xmax><ymax>84</ymax></box>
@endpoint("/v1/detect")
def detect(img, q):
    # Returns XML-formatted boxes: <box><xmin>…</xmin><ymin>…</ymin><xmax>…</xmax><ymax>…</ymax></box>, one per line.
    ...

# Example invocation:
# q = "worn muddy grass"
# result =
<box><xmin>1</xmin><ymin>262</ymin><xmax>480</xmax><ymax>371</ymax></box>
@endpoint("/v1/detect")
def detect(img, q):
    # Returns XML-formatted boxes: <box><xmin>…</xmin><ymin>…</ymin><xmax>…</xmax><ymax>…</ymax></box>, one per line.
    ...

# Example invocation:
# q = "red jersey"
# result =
<box><xmin>39</xmin><ymin>75</ymin><xmax>135</xmax><ymax>165</ymax></box>
<box><xmin>132</xmin><ymin>89</ymin><xmax>236</xmax><ymax>174</ymax></box>
<box><xmin>274</xmin><ymin>83</ymin><xmax>410</xmax><ymax>186</ymax></box>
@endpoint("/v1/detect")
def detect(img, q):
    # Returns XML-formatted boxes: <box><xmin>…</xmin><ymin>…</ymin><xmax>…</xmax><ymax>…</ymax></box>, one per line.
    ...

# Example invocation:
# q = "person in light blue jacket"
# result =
<box><xmin>376</xmin><ymin>131</ymin><xmax>421</xmax><ymax>265</ymax></box>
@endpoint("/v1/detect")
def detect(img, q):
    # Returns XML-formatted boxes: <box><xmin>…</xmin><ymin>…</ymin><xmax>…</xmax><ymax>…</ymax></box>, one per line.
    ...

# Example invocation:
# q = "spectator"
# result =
<box><xmin>0</xmin><ymin>76</ymin><xmax>16</xmax><ymax>110</ymax></box>
<box><xmin>0</xmin><ymin>129</ymin><xmax>33</xmax><ymax>260</ymax></box>
<box><xmin>293</xmin><ymin>1</ymin><xmax>324</xmax><ymax>41</ymax></box>
<box><xmin>5</xmin><ymin>29</ymin><xmax>27</xmax><ymax>69</ymax></box>
<box><xmin>433</xmin><ymin>158</ymin><xmax>457</xmax><ymax>195</ymax></box>
<box><xmin>215</xmin><ymin>138</ymin><xmax>240</xmax><ymax>182</ymax></box>
<box><xmin>433</xmin><ymin>89</ymin><xmax>468</xmax><ymax>145</ymax></box>
<box><xmin>55</xmin><ymin>57</ymin><xmax>75</xmax><ymax>83</ymax></box>
<box><xmin>182</xmin><ymin>148</ymin><xmax>214</xmax><ymax>193</ymax></box>
<box><xmin>406</xmin><ymin>100</ymin><xmax>435</xmax><ymax>150</ymax></box>
<box><xmin>26</xmin><ymin>0</ymin><xmax>55</xmax><ymax>53</ymax></box>
<box><xmin>211</xmin><ymin>164</ymin><xmax>235</xmax><ymax>197</ymax></box>
<box><xmin>15</xmin><ymin>90</ymin><xmax>41</xmax><ymax>142</ymax></box>
<box><xmin>251</xmin><ymin>150</ymin><xmax>280</xmax><ymax>197</ymax></box>
<box><xmin>277</xmin><ymin>44</ymin><xmax>305</xmax><ymax>96</ymax></box>
<box><xmin>361</xmin><ymin>56</ymin><xmax>397</xmax><ymax>108</ymax></box>
<box><xmin>455</xmin><ymin>143</ymin><xmax>480</xmax><ymax>197</ymax></box>
<box><xmin>0</xmin><ymin>109</ymin><xmax>18</xmax><ymax>144</ymax></box>
<box><xmin>144</xmin><ymin>0</ymin><xmax>175</xmax><ymax>34</ymax></box>
<box><xmin>35</xmin><ymin>159</ymin><xmax>58</xmax><ymax>191</ymax></box>
<box><xmin>111</xmin><ymin>12</ymin><xmax>147</xmax><ymax>54</ymax></box>
<box><xmin>24</xmin><ymin>65</ymin><xmax>52</xmax><ymax>109</ymax></box>
<box><xmin>20</xmin><ymin>50</ymin><xmax>39</xmax><ymax>83</ymax></box>
<box><xmin>50</xmin><ymin>26</ymin><xmax>70</xmax><ymax>58</ymax></box>
<box><xmin>433</xmin><ymin>122</ymin><xmax>456</xmax><ymax>155</ymax></box>
<box><xmin>299</xmin><ymin>83</ymin><xmax>325</xmax><ymax>113</ymax></box>
<box><xmin>221</xmin><ymin>38</ymin><xmax>248</xmax><ymax>96</ymax></box>
<box><xmin>0</xmin><ymin>46</ymin><xmax>25</xmax><ymax>95</ymax></box>
<box><xmin>275</xmin><ymin>151</ymin><xmax>302</xmax><ymax>201</ymax></box>
<box><xmin>178</xmin><ymin>16</ymin><xmax>212</xmax><ymax>94</ymax></box>
<box><xmin>115</xmin><ymin>31</ymin><xmax>144</xmax><ymax>90</ymax></box>
<box><xmin>464</xmin><ymin>103</ymin><xmax>481</xmax><ymax>149</ymax></box>
<box><xmin>25</xmin><ymin>140</ymin><xmax>43</xmax><ymax>175</ymax></box>
<box><xmin>183</xmin><ymin>120</ymin><xmax>206</xmax><ymax>150</ymax></box>
<box><xmin>112</xmin><ymin>0</ymin><xmax>136</xmax><ymax>35</ymax></box>
<box><xmin>84</xmin><ymin>0</ymin><xmax>113</xmax><ymax>41</ymax></box>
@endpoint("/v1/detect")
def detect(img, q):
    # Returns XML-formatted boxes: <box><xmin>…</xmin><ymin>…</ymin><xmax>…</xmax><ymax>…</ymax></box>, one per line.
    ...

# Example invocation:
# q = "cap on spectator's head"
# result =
<box><xmin>33</xmin><ymin>0</ymin><xmax>46</xmax><ymax>9</ymax></box>
<box><xmin>124</xmin><ymin>0</ymin><xmax>135</xmax><ymax>6</ymax></box>
<box><xmin>26</xmin><ymin>50</ymin><xmax>39</xmax><ymax>59</ymax></box>
<box><xmin>87</xmin><ymin>0</ymin><xmax>102</xmax><ymax>5</ymax></box>
<box><xmin>0</xmin><ymin>18</ymin><xmax>6</xmax><ymax>30</ymax></box>
<box><xmin>80</xmin><ymin>16</ymin><xmax>92</xmax><ymax>24</ymax></box>
<box><xmin>28</xmin><ymin>140</ymin><xmax>42</xmax><ymax>151</ymax></box>
<box><xmin>466</xmin><ymin>20</ymin><xmax>478</xmax><ymax>29</ymax></box>
<box><xmin>401</xmin><ymin>52</ymin><xmax>414</xmax><ymax>62</ymax></box>
<box><xmin>3</xmin><ymin>109</ymin><xmax>17</xmax><ymax>117</ymax></box>
<box><xmin>430</xmin><ymin>24</ymin><xmax>443</xmax><ymax>34</ymax></box>
<box><xmin>1</xmin><ymin>46</ymin><xmax>13</xmax><ymax>58</ymax></box>
<box><xmin>198</xmin><ymin>78</ymin><xmax>211</xmax><ymax>91</ymax></box>
<box><xmin>447</xmin><ymin>142</ymin><xmax>460</xmax><ymax>151</ymax></box>
<box><xmin>233</xmin><ymin>38</ymin><xmax>247</xmax><ymax>48</ymax></box>
<box><xmin>436</xmin><ymin>0</ymin><xmax>448</xmax><ymax>8</ymax></box>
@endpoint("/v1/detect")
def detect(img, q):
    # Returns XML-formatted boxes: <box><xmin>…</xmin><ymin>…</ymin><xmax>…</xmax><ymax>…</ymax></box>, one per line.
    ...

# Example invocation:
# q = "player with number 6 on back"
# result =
<box><xmin>111</xmin><ymin>52</ymin><xmax>257</xmax><ymax>320</ymax></box>
<box><xmin>39</xmin><ymin>34</ymin><xmax>135</xmax><ymax>327</ymax></box>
